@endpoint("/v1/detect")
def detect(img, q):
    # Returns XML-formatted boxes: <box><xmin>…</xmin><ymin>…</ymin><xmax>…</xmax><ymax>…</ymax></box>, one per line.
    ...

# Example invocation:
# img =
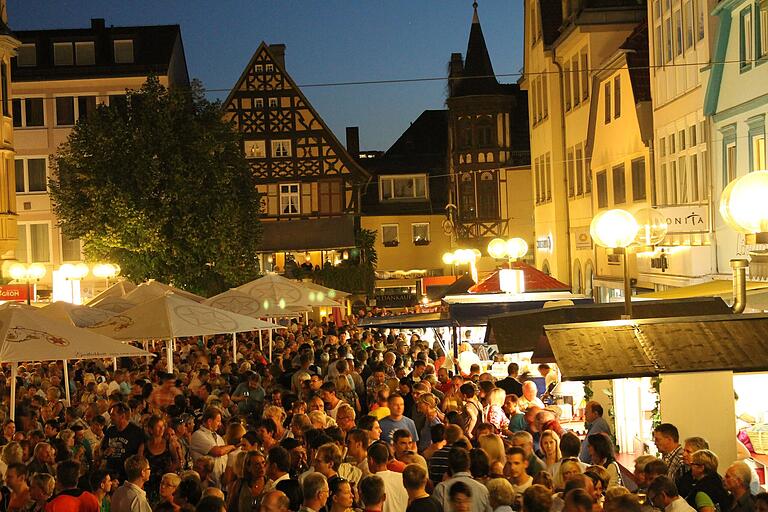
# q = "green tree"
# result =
<box><xmin>49</xmin><ymin>76</ymin><xmax>262</xmax><ymax>296</ymax></box>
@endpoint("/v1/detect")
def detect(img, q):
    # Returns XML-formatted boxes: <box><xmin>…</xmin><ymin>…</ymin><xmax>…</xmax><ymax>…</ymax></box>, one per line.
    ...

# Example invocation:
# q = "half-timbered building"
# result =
<box><xmin>222</xmin><ymin>43</ymin><xmax>370</xmax><ymax>271</ymax></box>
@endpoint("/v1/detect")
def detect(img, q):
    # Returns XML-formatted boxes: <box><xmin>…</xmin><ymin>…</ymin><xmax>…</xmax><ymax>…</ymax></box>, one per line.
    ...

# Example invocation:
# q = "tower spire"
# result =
<box><xmin>472</xmin><ymin>1</ymin><xmax>479</xmax><ymax>24</ymax></box>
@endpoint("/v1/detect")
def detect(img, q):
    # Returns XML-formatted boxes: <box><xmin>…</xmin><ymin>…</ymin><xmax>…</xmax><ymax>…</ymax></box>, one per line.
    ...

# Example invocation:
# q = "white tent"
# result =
<box><xmin>124</xmin><ymin>279</ymin><xmax>206</xmax><ymax>304</ymax></box>
<box><xmin>300</xmin><ymin>280</ymin><xmax>351</xmax><ymax>300</ymax></box>
<box><xmin>0</xmin><ymin>303</ymin><xmax>151</xmax><ymax>419</ymax></box>
<box><xmin>89</xmin><ymin>292</ymin><xmax>279</xmax><ymax>371</ymax></box>
<box><xmin>89</xmin><ymin>296</ymin><xmax>135</xmax><ymax>314</ymax></box>
<box><xmin>204</xmin><ymin>288</ymin><xmax>311</xmax><ymax>318</ymax></box>
<box><xmin>39</xmin><ymin>301</ymin><xmax>117</xmax><ymax>328</ymax></box>
<box><xmin>87</xmin><ymin>280</ymin><xmax>136</xmax><ymax>306</ymax></box>
<box><xmin>236</xmin><ymin>273</ymin><xmax>342</xmax><ymax>308</ymax></box>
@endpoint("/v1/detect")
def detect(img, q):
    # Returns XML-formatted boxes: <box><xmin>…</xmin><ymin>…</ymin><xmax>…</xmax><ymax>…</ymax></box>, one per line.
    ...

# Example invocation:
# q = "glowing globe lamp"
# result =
<box><xmin>720</xmin><ymin>170</ymin><xmax>768</xmax><ymax>234</ymax></box>
<box><xmin>590</xmin><ymin>209</ymin><xmax>639</xmax><ymax>248</ymax></box>
<box><xmin>487</xmin><ymin>238</ymin><xmax>507</xmax><ymax>259</ymax></box>
<box><xmin>633</xmin><ymin>208</ymin><xmax>669</xmax><ymax>246</ymax></box>
<box><xmin>506</xmin><ymin>238</ymin><xmax>529</xmax><ymax>260</ymax></box>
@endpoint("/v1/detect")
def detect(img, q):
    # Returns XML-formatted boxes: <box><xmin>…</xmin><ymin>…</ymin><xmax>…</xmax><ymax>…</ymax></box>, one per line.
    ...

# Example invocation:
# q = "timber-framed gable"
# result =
<box><xmin>223</xmin><ymin>42</ymin><xmax>370</xmax><ymax>220</ymax></box>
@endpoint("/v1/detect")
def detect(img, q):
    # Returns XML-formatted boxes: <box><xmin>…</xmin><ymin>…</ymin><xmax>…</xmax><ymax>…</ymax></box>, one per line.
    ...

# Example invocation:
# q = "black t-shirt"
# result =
<box><xmin>407</xmin><ymin>495</ymin><xmax>443</xmax><ymax>512</ymax></box>
<box><xmin>497</xmin><ymin>376</ymin><xmax>523</xmax><ymax>398</ymax></box>
<box><xmin>101</xmin><ymin>422</ymin><xmax>145</xmax><ymax>479</ymax></box>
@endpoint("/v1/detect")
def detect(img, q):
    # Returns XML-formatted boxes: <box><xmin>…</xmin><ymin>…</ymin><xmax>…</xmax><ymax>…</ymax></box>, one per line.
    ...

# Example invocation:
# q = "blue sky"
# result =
<box><xmin>8</xmin><ymin>1</ymin><xmax>525</xmax><ymax>151</ymax></box>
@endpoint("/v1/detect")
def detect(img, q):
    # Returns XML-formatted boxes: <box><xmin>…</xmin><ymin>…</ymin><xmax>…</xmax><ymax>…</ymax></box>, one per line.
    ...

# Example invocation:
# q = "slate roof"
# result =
<box><xmin>359</xmin><ymin>110</ymin><xmax>449</xmax><ymax>216</ymax></box>
<box><xmin>621</xmin><ymin>21</ymin><xmax>651</xmax><ymax>103</ymax></box>
<box><xmin>11</xmin><ymin>19</ymin><xmax>188</xmax><ymax>84</ymax></box>
<box><xmin>451</xmin><ymin>5</ymin><xmax>510</xmax><ymax>97</ymax></box>
<box><xmin>539</xmin><ymin>0</ymin><xmax>564</xmax><ymax>46</ymax></box>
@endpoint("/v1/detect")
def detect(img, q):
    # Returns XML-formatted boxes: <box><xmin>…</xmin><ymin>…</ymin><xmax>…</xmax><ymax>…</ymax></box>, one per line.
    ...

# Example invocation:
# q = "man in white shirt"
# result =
<box><xmin>506</xmin><ymin>447</ymin><xmax>533</xmax><ymax>508</ymax></box>
<box><xmin>366</xmin><ymin>442</ymin><xmax>408</xmax><ymax>512</ymax></box>
<box><xmin>647</xmin><ymin>475</ymin><xmax>696</xmax><ymax>512</ymax></box>
<box><xmin>111</xmin><ymin>455</ymin><xmax>152</xmax><ymax>512</ymax></box>
<box><xmin>189</xmin><ymin>407</ymin><xmax>236</xmax><ymax>485</ymax></box>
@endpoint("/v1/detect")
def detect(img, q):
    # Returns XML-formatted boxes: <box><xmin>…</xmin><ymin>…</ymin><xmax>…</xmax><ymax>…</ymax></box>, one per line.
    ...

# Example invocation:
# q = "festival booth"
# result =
<box><xmin>0</xmin><ymin>303</ymin><xmax>151</xmax><ymax>420</ymax></box>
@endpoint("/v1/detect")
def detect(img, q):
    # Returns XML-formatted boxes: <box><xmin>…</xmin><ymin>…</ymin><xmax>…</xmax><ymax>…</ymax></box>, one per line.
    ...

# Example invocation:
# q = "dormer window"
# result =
<box><xmin>75</xmin><ymin>42</ymin><xmax>96</xmax><ymax>65</ymax></box>
<box><xmin>17</xmin><ymin>44</ymin><xmax>36</xmax><ymax>67</ymax></box>
<box><xmin>380</xmin><ymin>175</ymin><xmax>428</xmax><ymax>201</ymax></box>
<box><xmin>255</xmin><ymin>64</ymin><xmax>263</xmax><ymax>72</ymax></box>
<box><xmin>266</xmin><ymin>63</ymin><xmax>274</xmax><ymax>72</ymax></box>
<box><xmin>113</xmin><ymin>40</ymin><xmax>134</xmax><ymax>64</ymax></box>
<box><xmin>53</xmin><ymin>42</ymin><xmax>74</xmax><ymax>66</ymax></box>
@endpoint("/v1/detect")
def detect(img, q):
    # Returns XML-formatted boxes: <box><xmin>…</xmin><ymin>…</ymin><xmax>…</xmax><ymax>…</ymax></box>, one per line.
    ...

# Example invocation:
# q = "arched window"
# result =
<box><xmin>477</xmin><ymin>171</ymin><xmax>499</xmax><ymax>219</ymax></box>
<box><xmin>572</xmin><ymin>260</ymin><xmax>582</xmax><ymax>294</ymax></box>
<box><xmin>584</xmin><ymin>260</ymin><xmax>594</xmax><ymax>298</ymax></box>
<box><xmin>459</xmin><ymin>173</ymin><xmax>476</xmax><ymax>220</ymax></box>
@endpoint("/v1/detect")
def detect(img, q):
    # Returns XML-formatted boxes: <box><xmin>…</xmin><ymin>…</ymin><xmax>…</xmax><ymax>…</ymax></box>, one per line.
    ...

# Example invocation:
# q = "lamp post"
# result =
<box><xmin>59</xmin><ymin>263</ymin><xmax>89</xmax><ymax>304</ymax></box>
<box><xmin>719</xmin><ymin>170</ymin><xmax>768</xmax><ymax>312</ymax></box>
<box><xmin>590</xmin><ymin>209</ymin><xmax>640</xmax><ymax>318</ymax></box>
<box><xmin>92</xmin><ymin>263</ymin><xmax>121</xmax><ymax>289</ymax></box>
<box><xmin>8</xmin><ymin>263</ymin><xmax>47</xmax><ymax>305</ymax></box>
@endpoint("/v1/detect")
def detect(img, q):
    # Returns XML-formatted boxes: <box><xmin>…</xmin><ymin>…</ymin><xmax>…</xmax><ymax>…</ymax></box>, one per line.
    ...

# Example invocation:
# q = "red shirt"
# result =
<box><xmin>45</xmin><ymin>489</ymin><xmax>99</xmax><ymax>512</ymax></box>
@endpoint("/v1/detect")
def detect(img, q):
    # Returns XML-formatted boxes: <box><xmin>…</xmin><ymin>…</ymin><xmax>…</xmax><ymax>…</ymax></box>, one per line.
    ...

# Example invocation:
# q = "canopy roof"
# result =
<box><xmin>38</xmin><ymin>301</ymin><xmax>117</xmax><ymax>328</ymax></box>
<box><xmin>358</xmin><ymin>312</ymin><xmax>451</xmax><ymax>329</ymax></box>
<box><xmin>444</xmin><ymin>292</ymin><xmax>592</xmax><ymax>326</ymax></box>
<box><xmin>89</xmin><ymin>292</ymin><xmax>278</xmax><ymax>340</ymax></box>
<box><xmin>469</xmin><ymin>261</ymin><xmax>571</xmax><ymax>294</ymax></box>
<box><xmin>236</xmin><ymin>273</ymin><xmax>341</xmax><ymax>308</ymax></box>
<box><xmin>545</xmin><ymin>313</ymin><xmax>768</xmax><ymax>380</ymax></box>
<box><xmin>300</xmin><ymin>281</ymin><xmax>350</xmax><ymax>300</ymax></box>
<box><xmin>485</xmin><ymin>297</ymin><xmax>732</xmax><ymax>354</ymax></box>
<box><xmin>0</xmin><ymin>304</ymin><xmax>149</xmax><ymax>362</ymax></box>
<box><xmin>124</xmin><ymin>280</ymin><xmax>206</xmax><ymax>304</ymax></box>
<box><xmin>87</xmin><ymin>280</ymin><xmax>136</xmax><ymax>306</ymax></box>
<box><xmin>639</xmin><ymin>279</ymin><xmax>768</xmax><ymax>309</ymax></box>
<box><xmin>204</xmin><ymin>289</ymin><xmax>311</xmax><ymax>318</ymax></box>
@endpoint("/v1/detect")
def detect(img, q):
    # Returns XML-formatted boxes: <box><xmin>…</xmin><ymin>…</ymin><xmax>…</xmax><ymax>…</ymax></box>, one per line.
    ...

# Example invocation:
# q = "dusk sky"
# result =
<box><xmin>8</xmin><ymin>1</ymin><xmax>525</xmax><ymax>151</ymax></box>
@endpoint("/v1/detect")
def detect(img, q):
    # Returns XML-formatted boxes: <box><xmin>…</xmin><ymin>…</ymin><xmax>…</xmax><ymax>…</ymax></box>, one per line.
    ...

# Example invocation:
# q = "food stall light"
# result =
<box><xmin>499</xmin><ymin>269</ymin><xmax>525</xmax><ymax>294</ymax></box>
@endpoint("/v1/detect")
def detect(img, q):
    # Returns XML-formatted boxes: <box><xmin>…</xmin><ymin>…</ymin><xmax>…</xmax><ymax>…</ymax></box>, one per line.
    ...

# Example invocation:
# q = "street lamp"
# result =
<box><xmin>442</xmin><ymin>248</ymin><xmax>480</xmax><ymax>283</ymax></box>
<box><xmin>590</xmin><ymin>209</ymin><xmax>639</xmax><ymax>318</ymax></box>
<box><xmin>92</xmin><ymin>263</ymin><xmax>121</xmax><ymax>288</ymax></box>
<box><xmin>719</xmin><ymin>170</ymin><xmax>768</xmax><ymax>313</ymax></box>
<box><xmin>8</xmin><ymin>263</ymin><xmax>47</xmax><ymax>305</ymax></box>
<box><xmin>487</xmin><ymin>238</ymin><xmax>529</xmax><ymax>294</ymax></box>
<box><xmin>59</xmin><ymin>263</ymin><xmax>89</xmax><ymax>304</ymax></box>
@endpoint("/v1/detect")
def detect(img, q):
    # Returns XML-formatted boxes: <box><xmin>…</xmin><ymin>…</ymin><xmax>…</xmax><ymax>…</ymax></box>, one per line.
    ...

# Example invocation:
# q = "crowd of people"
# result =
<box><xmin>0</xmin><ymin>317</ymin><xmax>766</xmax><ymax>512</ymax></box>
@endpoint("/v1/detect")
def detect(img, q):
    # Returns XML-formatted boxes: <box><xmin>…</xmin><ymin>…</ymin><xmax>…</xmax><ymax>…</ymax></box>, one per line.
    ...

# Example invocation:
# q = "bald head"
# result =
<box><xmin>724</xmin><ymin>462</ymin><xmax>752</xmax><ymax>495</ymax></box>
<box><xmin>259</xmin><ymin>490</ymin><xmax>290</xmax><ymax>512</ymax></box>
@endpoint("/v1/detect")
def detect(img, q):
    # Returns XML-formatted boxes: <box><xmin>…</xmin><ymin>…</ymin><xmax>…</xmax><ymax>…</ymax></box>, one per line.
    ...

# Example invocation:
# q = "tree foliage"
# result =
<box><xmin>49</xmin><ymin>77</ymin><xmax>262</xmax><ymax>296</ymax></box>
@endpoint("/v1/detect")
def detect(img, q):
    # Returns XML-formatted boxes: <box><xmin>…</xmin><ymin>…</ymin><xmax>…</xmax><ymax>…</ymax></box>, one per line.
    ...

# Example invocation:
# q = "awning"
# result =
<box><xmin>357</xmin><ymin>312</ymin><xmax>452</xmax><ymax>329</ymax></box>
<box><xmin>544</xmin><ymin>313</ymin><xmax>768</xmax><ymax>381</ymax></box>
<box><xmin>486</xmin><ymin>297</ymin><xmax>732</xmax><ymax>354</ymax></box>
<box><xmin>638</xmin><ymin>279</ymin><xmax>768</xmax><ymax>300</ymax></box>
<box><xmin>447</xmin><ymin>293</ymin><xmax>593</xmax><ymax>327</ymax></box>
<box><xmin>259</xmin><ymin>216</ymin><xmax>356</xmax><ymax>252</ymax></box>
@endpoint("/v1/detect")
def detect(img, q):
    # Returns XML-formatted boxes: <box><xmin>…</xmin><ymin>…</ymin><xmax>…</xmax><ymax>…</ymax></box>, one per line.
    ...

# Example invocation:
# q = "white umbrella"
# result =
<box><xmin>124</xmin><ymin>279</ymin><xmax>206</xmax><ymax>304</ymax></box>
<box><xmin>87</xmin><ymin>280</ymin><xmax>136</xmax><ymax>306</ymax></box>
<box><xmin>89</xmin><ymin>296</ymin><xmax>135</xmax><ymax>314</ymax></box>
<box><xmin>204</xmin><ymin>288</ymin><xmax>310</xmax><ymax>318</ymax></box>
<box><xmin>0</xmin><ymin>304</ymin><xmax>151</xmax><ymax>419</ymax></box>
<box><xmin>39</xmin><ymin>301</ymin><xmax>117</xmax><ymax>328</ymax></box>
<box><xmin>300</xmin><ymin>280</ymin><xmax>351</xmax><ymax>299</ymax></box>
<box><xmin>89</xmin><ymin>292</ymin><xmax>279</xmax><ymax>372</ymax></box>
<box><xmin>236</xmin><ymin>273</ymin><xmax>342</xmax><ymax>308</ymax></box>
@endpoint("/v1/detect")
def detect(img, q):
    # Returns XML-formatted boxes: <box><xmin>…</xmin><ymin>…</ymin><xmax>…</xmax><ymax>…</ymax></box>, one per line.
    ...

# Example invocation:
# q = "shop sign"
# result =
<box><xmin>0</xmin><ymin>284</ymin><xmax>28</xmax><ymax>302</ymax></box>
<box><xmin>573</xmin><ymin>227</ymin><xmax>592</xmax><ymax>250</ymax></box>
<box><xmin>659</xmin><ymin>206</ymin><xmax>708</xmax><ymax>233</ymax></box>
<box><xmin>373</xmin><ymin>293</ymin><xmax>417</xmax><ymax>308</ymax></box>
<box><xmin>536</xmin><ymin>236</ymin><xmax>552</xmax><ymax>251</ymax></box>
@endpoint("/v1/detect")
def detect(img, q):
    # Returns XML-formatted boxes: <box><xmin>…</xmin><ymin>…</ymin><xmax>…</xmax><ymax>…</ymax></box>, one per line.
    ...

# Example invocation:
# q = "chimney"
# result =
<box><xmin>91</xmin><ymin>18</ymin><xmax>105</xmax><ymax>30</ymax></box>
<box><xmin>269</xmin><ymin>44</ymin><xmax>286</xmax><ymax>69</ymax></box>
<box><xmin>346</xmin><ymin>127</ymin><xmax>360</xmax><ymax>157</ymax></box>
<box><xmin>448</xmin><ymin>53</ymin><xmax>464</xmax><ymax>96</ymax></box>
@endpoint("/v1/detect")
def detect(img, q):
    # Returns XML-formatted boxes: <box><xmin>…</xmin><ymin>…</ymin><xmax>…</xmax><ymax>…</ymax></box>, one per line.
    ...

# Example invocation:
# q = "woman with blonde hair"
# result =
<box><xmin>334</xmin><ymin>375</ymin><xmax>361</xmax><ymax>411</ymax></box>
<box><xmin>483</xmin><ymin>387</ymin><xmax>511</xmax><ymax>436</ymax></box>
<box><xmin>540</xmin><ymin>429</ymin><xmax>562</xmax><ymax>473</ymax></box>
<box><xmin>557</xmin><ymin>458</ymin><xmax>585</xmax><ymax>491</ymax></box>
<box><xmin>478</xmin><ymin>433</ymin><xmax>506</xmax><ymax>474</ymax></box>
<box><xmin>262</xmin><ymin>405</ymin><xmax>287</xmax><ymax>440</ymax></box>
<box><xmin>27</xmin><ymin>473</ymin><xmax>55</xmax><ymax>512</ymax></box>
